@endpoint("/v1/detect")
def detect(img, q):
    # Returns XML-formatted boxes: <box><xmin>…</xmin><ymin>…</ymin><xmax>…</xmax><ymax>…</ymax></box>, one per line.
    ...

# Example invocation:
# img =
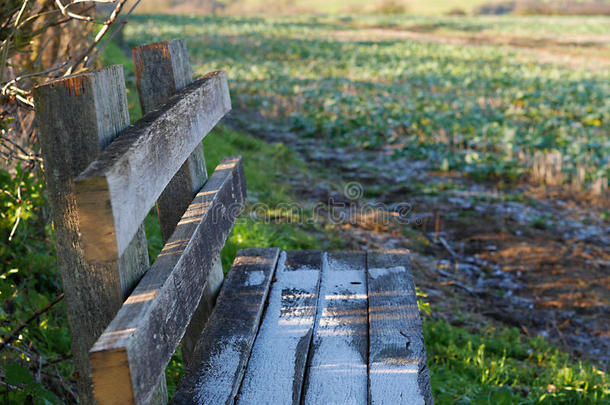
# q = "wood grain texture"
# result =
<box><xmin>172</xmin><ymin>248</ymin><xmax>280</xmax><ymax>405</ymax></box>
<box><xmin>33</xmin><ymin>66</ymin><xmax>156</xmax><ymax>405</ymax></box>
<box><xmin>302</xmin><ymin>252</ymin><xmax>368</xmax><ymax>405</ymax></box>
<box><xmin>75</xmin><ymin>70</ymin><xmax>231</xmax><ymax>262</ymax></box>
<box><xmin>132</xmin><ymin>39</ymin><xmax>224</xmax><ymax>364</ymax></box>
<box><xmin>367</xmin><ymin>251</ymin><xmax>433</xmax><ymax>405</ymax></box>
<box><xmin>89</xmin><ymin>156</ymin><xmax>246</xmax><ymax>405</ymax></box>
<box><xmin>237</xmin><ymin>250</ymin><xmax>323</xmax><ymax>405</ymax></box>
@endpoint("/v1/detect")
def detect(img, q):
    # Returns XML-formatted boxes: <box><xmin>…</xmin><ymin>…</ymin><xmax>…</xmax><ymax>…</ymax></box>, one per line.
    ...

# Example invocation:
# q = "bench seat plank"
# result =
<box><xmin>302</xmin><ymin>252</ymin><xmax>368</xmax><ymax>405</ymax></box>
<box><xmin>237</xmin><ymin>250</ymin><xmax>323</xmax><ymax>405</ymax></box>
<box><xmin>172</xmin><ymin>248</ymin><xmax>280</xmax><ymax>405</ymax></box>
<box><xmin>89</xmin><ymin>156</ymin><xmax>245</xmax><ymax>405</ymax></box>
<box><xmin>367</xmin><ymin>252</ymin><xmax>433</xmax><ymax>405</ymax></box>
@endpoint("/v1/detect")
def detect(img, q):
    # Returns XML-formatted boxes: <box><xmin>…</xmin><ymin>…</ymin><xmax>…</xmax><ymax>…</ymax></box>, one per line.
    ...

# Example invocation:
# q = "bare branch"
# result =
<box><xmin>0</xmin><ymin>293</ymin><xmax>65</xmax><ymax>353</ymax></box>
<box><xmin>55</xmin><ymin>0</ymin><xmax>94</xmax><ymax>23</ymax></box>
<box><xmin>85</xmin><ymin>0</ymin><xmax>144</xmax><ymax>67</ymax></box>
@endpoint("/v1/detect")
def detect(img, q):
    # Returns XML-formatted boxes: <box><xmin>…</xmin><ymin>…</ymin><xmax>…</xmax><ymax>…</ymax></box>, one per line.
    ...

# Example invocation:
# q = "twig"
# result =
<box><xmin>1</xmin><ymin>61</ymin><xmax>70</xmax><ymax>94</ymax></box>
<box><xmin>42</xmin><ymin>354</ymin><xmax>72</xmax><ymax>368</ymax></box>
<box><xmin>65</xmin><ymin>0</ymin><xmax>129</xmax><ymax>75</ymax></box>
<box><xmin>84</xmin><ymin>0</ymin><xmax>143</xmax><ymax>69</ymax></box>
<box><xmin>0</xmin><ymin>134</ymin><xmax>31</xmax><ymax>159</ymax></box>
<box><xmin>7</xmin><ymin>169</ymin><xmax>24</xmax><ymax>241</ymax></box>
<box><xmin>8</xmin><ymin>205</ymin><xmax>21</xmax><ymax>241</ymax></box>
<box><xmin>438</xmin><ymin>236</ymin><xmax>458</xmax><ymax>259</ymax></box>
<box><xmin>0</xmin><ymin>293</ymin><xmax>64</xmax><ymax>352</ymax></box>
<box><xmin>36</xmin><ymin>352</ymin><xmax>43</xmax><ymax>382</ymax></box>
<box><xmin>439</xmin><ymin>280</ymin><xmax>476</xmax><ymax>295</ymax></box>
<box><xmin>53</xmin><ymin>362</ymin><xmax>78</xmax><ymax>402</ymax></box>
<box><xmin>434</xmin><ymin>212</ymin><xmax>440</xmax><ymax>243</ymax></box>
<box><xmin>0</xmin><ymin>189</ymin><xmax>18</xmax><ymax>201</ymax></box>
<box><xmin>55</xmin><ymin>0</ymin><xmax>94</xmax><ymax>23</ymax></box>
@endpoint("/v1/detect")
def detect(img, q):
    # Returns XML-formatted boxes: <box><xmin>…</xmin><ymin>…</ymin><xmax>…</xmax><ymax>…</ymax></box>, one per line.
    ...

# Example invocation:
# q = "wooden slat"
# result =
<box><xmin>89</xmin><ymin>156</ymin><xmax>246</xmax><ymax>405</ymax></box>
<box><xmin>33</xmin><ymin>66</ymin><xmax>165</xmax><ymax>405</ymax></box>
<box><xmin>367</xmin><ymin>251</ymin><xmax>433</xmax><ymax>405</ymax></box>
<box><xmin>132</xmin><ymin>39</ymin><xmax>224</xmax><ymax>364</ymax></box>
<box><xmin>172</xmin><ymin>248</ymin><xmax>280</xmax><ymax>405</ymax></box>
<box><xmin>75</xmin><ymin>70</ymin><xmax>231</xmax><ymax>262</ymax></box>
<box><xmin>237</xmin><ymin>250</ymin><xmax>323</xmax><ymax>405</ymax></box>
<box><xmin>302</xmin><ymin>252</ymin><xmax>368</xmax><ymax>405</ymax></box>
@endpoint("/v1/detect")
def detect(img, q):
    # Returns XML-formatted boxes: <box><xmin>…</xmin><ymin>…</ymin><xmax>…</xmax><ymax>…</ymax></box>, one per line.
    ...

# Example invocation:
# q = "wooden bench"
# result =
<box><xmin>34</xmin><ymin>39</ymin><xmax>432</xmax><ymax>405</ymax></box>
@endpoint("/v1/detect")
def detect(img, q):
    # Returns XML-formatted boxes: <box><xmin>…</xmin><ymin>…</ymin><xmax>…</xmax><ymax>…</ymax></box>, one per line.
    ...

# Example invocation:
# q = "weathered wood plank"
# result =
<box><xmin>367</xmin><ymin>251</ymin><xmax>433</xmax><ymax>405</ymax></box>
<box><xmin>237</xmin><ymin>250</ymin><xmax>323</xmax><ymax>405</ymax></box>
<box><xmin>302</xmin><ymin>252</ymin><xmax>368</xmax><ymax>405</ymax></box>
<box><xmin>89</xmin><ymin>156</ymin><xmax>246</xmax><ymax>405</ymax></box>
<box><xmin>75</xmin><ymin>70</ymin><xmax>231</xmax><ymax>262</ymax></box>
<box><xmin>132</xmin><ymin>39</ymin><xmax>224</xmax><ymax>364</ymax></box>
<box><xmin>33</xmin><ymin>66</ymin><xmax>161</xmax><ymax>405</ymax></box>
<box><xmin>172</xmin><ymin>248</ymin><xmax>280</xmax><ymax>405</ymax></box>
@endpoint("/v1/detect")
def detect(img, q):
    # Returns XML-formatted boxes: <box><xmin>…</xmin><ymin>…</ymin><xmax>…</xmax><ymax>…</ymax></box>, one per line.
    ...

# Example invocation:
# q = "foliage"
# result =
<box><xmin>0</xmin><ymin>166</ymin><xmax>73</xmax><ymax>403</ymax></box>
<box><xmin>424</xmin><ymin>318</ymin><xmax>609</xmax><ymax>403</ymax></box>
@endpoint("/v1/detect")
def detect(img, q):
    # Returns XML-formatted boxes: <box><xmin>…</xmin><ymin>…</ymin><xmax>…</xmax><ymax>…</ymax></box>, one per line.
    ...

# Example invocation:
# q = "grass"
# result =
<box><xmin>425</xmin><ymin>318</ymin><xmax>608</xmax><ymax>403</ymax></box>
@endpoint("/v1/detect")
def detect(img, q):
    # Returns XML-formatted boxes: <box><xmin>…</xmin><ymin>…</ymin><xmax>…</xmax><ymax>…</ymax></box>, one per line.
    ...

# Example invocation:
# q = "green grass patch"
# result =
<box><xmin>206</xmin><ymin>126</ymin><xmax>324</xmax><ymax>271</ymax></box>
<box><xmin>425</xmin><ymin>318</ymin><xmax>609</xmax><ymax>403</ymax></box>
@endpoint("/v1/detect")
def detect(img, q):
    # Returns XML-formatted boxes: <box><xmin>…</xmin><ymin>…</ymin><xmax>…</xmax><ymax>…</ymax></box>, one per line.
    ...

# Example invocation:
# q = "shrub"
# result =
<box><xmin>376</xmin><ymin>0</ymin><xmax>408</xmax><ymax>15</ymax></box>
<box><xmin>447</xmin><ymin>8</ymin><xmax>467</xmax><ymax>16</ymax></box>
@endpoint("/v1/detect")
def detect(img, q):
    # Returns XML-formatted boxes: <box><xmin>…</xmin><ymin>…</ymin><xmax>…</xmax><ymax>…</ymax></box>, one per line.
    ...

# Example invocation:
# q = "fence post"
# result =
<box><xmin>132</xmin><ymin>39</ymin><xmax>225</xmax><ymax>364</ymax></box>
<box><xmin>34</xmin><ymin>66</ymin><xmax>167</xmax><ymax>404</ymax></box>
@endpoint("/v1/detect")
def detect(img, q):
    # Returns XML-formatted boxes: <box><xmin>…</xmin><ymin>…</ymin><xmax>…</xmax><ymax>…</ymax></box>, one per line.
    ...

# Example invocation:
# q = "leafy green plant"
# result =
<box><xmin>0</xmin><ymin>166</ymin><xmax>74</xmax><ymax>403</ymax></box>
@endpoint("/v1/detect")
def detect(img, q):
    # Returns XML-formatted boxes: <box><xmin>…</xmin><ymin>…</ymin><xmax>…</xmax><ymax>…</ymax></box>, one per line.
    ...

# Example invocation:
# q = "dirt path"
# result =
<box><xmin>227</xmin><ymin>112</ymin><xmax>610</xmax><ymax>369</ymax></box>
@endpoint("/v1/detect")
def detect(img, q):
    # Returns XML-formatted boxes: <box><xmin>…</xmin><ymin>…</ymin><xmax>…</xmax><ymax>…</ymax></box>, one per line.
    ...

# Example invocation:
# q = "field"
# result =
<box><xmin>135</xmin><ymin>0</ymin><xmax>494</xmax><ymax>15</ymax></box>
<box><xmin>1</xmin><ymin>12</ymin><xmax>609</xmax><ymax>404</ymax></box>
<box><xmin>134</xmin><ymin>0</ymin><xmax>610</xmax><ymax>15</ymax></box>
<box><xmin>124</xmin><ymin>15</ymin><xmax>609</xmax><ymax>187</ymax></box>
